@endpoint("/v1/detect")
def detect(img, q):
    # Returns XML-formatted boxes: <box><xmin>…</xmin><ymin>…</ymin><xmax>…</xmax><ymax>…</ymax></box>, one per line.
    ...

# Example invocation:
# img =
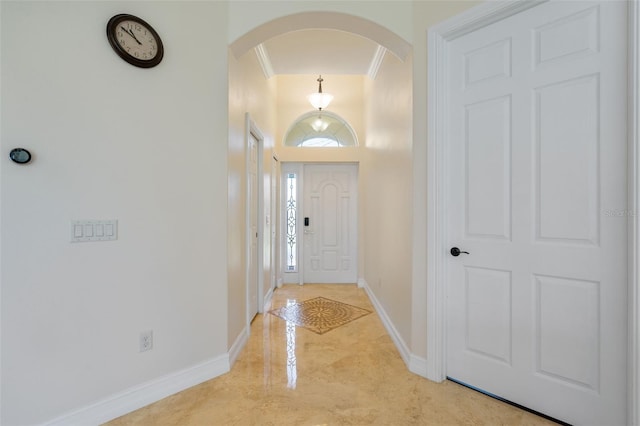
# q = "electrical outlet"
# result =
<box><xmin>140</xmin><ymin>330</ymin><xmax>153</xmax><ymax>352</ymax></box>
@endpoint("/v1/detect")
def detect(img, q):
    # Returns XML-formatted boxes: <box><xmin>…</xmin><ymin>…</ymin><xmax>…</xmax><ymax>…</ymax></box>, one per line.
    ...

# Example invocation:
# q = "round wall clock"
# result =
<box><xmin>106</xmin><ymin>14</ymin><xmax>164</xmax><ymax>68</ymax></box>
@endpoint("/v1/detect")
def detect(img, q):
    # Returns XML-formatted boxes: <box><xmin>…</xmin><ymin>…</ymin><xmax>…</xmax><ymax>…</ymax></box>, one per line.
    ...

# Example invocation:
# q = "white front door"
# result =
<box><xmin>446</xmin><ymin>1</ymin><xmax>627</xmax><ymax>425</ymax></box>
<box><xmin>303</xmin><ymin>164</ymin><xmax>358</xmax><ymax>283</ymax></box>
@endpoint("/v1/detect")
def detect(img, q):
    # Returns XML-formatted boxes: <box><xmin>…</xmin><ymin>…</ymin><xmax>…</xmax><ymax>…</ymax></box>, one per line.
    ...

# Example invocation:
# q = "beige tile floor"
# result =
<box><xmin>106</xmin><ymin>284</ymin><xmax>555</xmax><ymax>425</ymax></box>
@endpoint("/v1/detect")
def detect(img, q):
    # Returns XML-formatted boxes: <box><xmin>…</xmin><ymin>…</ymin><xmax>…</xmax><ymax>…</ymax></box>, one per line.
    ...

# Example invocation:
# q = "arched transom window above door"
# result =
<box><xmin>283</xmin><ymin>110</ymin><xmax>358</xmax><ymax>147</ymax></box>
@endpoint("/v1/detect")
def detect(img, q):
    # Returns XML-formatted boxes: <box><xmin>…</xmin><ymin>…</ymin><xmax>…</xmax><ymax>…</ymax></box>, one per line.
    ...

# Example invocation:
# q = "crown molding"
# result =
<box><xmin>254</xmin><ymin>43</ymin><xmax>274</xmax><ymax>79</ymax></box>
<box><xmin>367</xmin><ymin>45</ymin><xmax>387</xmax><ymax>80</ymax></box>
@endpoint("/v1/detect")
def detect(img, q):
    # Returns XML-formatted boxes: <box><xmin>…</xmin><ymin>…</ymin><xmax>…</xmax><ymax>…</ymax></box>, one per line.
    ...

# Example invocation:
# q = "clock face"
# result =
<box><xmin>107</xmin><ymin>14</ymin><xmax>163</xmax><ymax>68</ymax></box>
<box><xmin>115</xmin><ymin>20</ymin><xmax>159</xmax><ymax>61</ymax></box>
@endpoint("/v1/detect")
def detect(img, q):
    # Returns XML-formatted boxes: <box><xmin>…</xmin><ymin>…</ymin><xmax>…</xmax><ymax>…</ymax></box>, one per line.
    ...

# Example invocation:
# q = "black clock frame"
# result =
<box><xmin>106</xmin><ymin>14</ymin><xmax>164</xmax><ymax>68</ymax></box>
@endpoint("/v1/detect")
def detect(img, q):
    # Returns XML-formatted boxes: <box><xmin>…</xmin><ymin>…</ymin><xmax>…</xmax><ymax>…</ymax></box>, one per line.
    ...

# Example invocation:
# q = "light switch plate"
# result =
<box><xmin>71</xmin><ymin>220</ymin><xmax>117</xmax><ymax>242</ymax></box>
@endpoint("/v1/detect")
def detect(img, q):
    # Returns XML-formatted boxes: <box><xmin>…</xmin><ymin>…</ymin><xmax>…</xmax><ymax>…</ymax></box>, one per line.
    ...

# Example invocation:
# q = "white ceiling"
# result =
<box><xmin>259</xmin><ymin>29</ymin><xmax>383</xmax><ymax>76</ymax></box>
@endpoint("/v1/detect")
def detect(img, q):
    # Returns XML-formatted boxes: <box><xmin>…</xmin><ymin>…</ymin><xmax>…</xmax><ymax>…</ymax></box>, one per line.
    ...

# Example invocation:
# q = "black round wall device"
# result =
<box><xmin>9</xmin><ymin>148</ymin><xmax>32</xmax><ymax>164</ymax></box>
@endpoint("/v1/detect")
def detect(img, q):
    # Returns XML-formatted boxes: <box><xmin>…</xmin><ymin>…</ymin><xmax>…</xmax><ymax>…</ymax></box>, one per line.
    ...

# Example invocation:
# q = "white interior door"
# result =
<box><xmin>248</xmin><ymin>133</ymin><xmax>259</xmax><ymax>321</ymax></box>
<box><xmin>446</xmin><ymin>1</ymin><xmax>627</xmax><ymax>425</ymax></box>
<box><xmin>271</xmin><ymin>156</ymin><xmax>279</xmax><ymax>290</ymax></box>
<box><xmin>303</xmin><ymin>164</ymin><xmax>357</xmax><ymax>283</ymax></box>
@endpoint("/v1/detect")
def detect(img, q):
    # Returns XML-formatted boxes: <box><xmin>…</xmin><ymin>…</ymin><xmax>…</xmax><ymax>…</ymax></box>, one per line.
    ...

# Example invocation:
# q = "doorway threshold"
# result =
<box><xmin>446</xmin><ymin>376</ymin><xmax>571</xmax><ymax>426</ymax></box>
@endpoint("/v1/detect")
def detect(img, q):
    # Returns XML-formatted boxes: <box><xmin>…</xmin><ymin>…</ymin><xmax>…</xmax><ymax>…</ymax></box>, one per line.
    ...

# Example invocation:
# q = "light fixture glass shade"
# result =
<box><xmin>307</xmin><ymin>92</ymin><xmax>333</xmax><ymax>110</ymax></box>
<box><xmin>311</xmin><ymin>116</ymin><xmax>329</xmax><ymax>132</ymax></box>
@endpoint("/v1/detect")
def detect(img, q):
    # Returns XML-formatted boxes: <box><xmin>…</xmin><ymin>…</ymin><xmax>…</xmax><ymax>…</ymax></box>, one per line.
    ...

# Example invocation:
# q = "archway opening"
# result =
<box><xmin>227</xmin><ymin>8</ymin><xmax>415</xmax><ymax>380</ymax></box>
<box><xmin>229</xmin><ymin>11</ymin><xmax>411</xmax><ymax>62</ymax></box>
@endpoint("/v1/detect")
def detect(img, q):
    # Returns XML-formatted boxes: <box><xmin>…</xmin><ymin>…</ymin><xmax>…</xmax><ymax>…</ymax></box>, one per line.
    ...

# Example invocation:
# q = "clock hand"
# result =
<box><xmin>128</xmin><ymin>30</ymin><xmax>143</xmax><ymax>45</ymax></box>
<box><xmin>120</xmin><ymin>26</ymin><xmax>142</xmax><ymax>45</ymax></box>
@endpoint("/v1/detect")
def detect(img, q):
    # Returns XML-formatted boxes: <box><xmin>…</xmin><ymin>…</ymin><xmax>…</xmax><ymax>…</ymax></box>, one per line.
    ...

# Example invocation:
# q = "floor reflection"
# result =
<box><xmin>285</xmin><ymin>299</ymin><xmax>297</xmax><ymax>389</ymax></box>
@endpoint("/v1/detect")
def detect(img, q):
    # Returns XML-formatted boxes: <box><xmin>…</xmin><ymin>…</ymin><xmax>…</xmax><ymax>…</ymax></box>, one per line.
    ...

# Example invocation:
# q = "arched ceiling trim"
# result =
<box><xmin>229</xmin><ymin>11</ymin><xmax>411</xmax><ymax>61</ymax></box>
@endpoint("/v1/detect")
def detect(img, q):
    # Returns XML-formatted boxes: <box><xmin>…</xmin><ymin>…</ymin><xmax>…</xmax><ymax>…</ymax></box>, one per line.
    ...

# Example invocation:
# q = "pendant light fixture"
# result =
<box><xmin>311</xmin><ymin>116</ymin><xmax>330</xmax><ymax>132</ymax></box>
<box><xmin>307</xmin><ymin>75</ymin><xmax>333</xmax><ymax>111</ymax></box>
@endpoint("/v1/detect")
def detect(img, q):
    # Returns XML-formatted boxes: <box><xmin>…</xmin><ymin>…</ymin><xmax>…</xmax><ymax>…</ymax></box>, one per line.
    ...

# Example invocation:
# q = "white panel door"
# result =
<box><xmin>303</xmin><ymin>164</ymin><xmax>357</xmax><ymax>283</ymax></box>
<box><xmin>270</xmin><ymin>156</ymin><xmax>278</xmax><ymax>291</ymax></box>
<box><xmin>248</xmin><ymin>134</ymin><xmax>259</xmax><ymax>321</ymax></box>
<box><xmin>446</xmin><ymin>2</ymin><xmax>627</xmax><ymax>425</ymax></box>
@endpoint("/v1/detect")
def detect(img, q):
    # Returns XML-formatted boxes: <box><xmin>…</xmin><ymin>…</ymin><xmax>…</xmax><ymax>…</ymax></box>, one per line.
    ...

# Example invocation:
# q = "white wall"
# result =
<box><xmin>228</xmin><ymin>49</ymin><xmax>277</xmax><ymax>348</ymax></box>
<box><xmin>362</xmin><ymin>52</ymin><xmax>414</xmax><ymax>345</ymax></box>
<box><xmin>1</xmin><ymin>2</ymin><xmax>229</xmax><ymax>424</ymax></box>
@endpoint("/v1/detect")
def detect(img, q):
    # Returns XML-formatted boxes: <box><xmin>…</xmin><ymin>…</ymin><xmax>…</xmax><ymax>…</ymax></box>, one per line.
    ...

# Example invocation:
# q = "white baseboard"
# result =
<box><xmin>264</xmin><ymin>286</ymin><xmax>275</xmax><ymax>310</ymax></box>
<box><xmin>229</xmin><ymin>326</ymin><xmax>249</xmax><ymax>368</ymax></box>
<box><xmin>409</xmin><ymin>354</ymin><xmax>428</xmax><ymax>377</ymax></box>
<box><xmin>360</xmin><ymin>279</ymin><xmax>412</xmax><ymax>369</ymax></box>
<box><xmin>277</xmin><ymin>278</ymin><xmax>283</xmax><ymax>288</ymax></box>
<box><xmin>43</xmin><ymin>355</ymin><xmax>230</xmax><ymax>426</ymax></box>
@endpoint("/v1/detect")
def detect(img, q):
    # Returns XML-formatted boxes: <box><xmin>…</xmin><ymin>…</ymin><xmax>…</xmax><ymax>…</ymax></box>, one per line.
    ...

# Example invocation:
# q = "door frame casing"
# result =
<box><xmin>425</xmin><ymin>1</ymin><xmax>639</xmax><ymax>424</ymax></box>
<box><xmin>245</xmin><ymin>113</ymin><xmax>264</xmax><ymax>330</ymax></box>
<box><xmin>270</xmin><ymin>154</ymin><xmax>279</xmax><ymax>294</ymax></box>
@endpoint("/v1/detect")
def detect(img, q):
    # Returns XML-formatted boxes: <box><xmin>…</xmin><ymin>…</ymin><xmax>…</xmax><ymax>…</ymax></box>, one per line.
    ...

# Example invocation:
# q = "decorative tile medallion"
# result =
<box><xmin>268</xmin><ymin>297</ymin><xmax>372</xmax><ymax>335</ymax></box>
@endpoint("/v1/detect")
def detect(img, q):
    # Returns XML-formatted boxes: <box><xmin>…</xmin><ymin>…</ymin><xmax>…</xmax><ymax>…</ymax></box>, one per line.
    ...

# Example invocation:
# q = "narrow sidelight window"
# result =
<box><xmin>286</xmin><ymin>173</ymin><xmax>297</xmax><ymax>272</ymax></box>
